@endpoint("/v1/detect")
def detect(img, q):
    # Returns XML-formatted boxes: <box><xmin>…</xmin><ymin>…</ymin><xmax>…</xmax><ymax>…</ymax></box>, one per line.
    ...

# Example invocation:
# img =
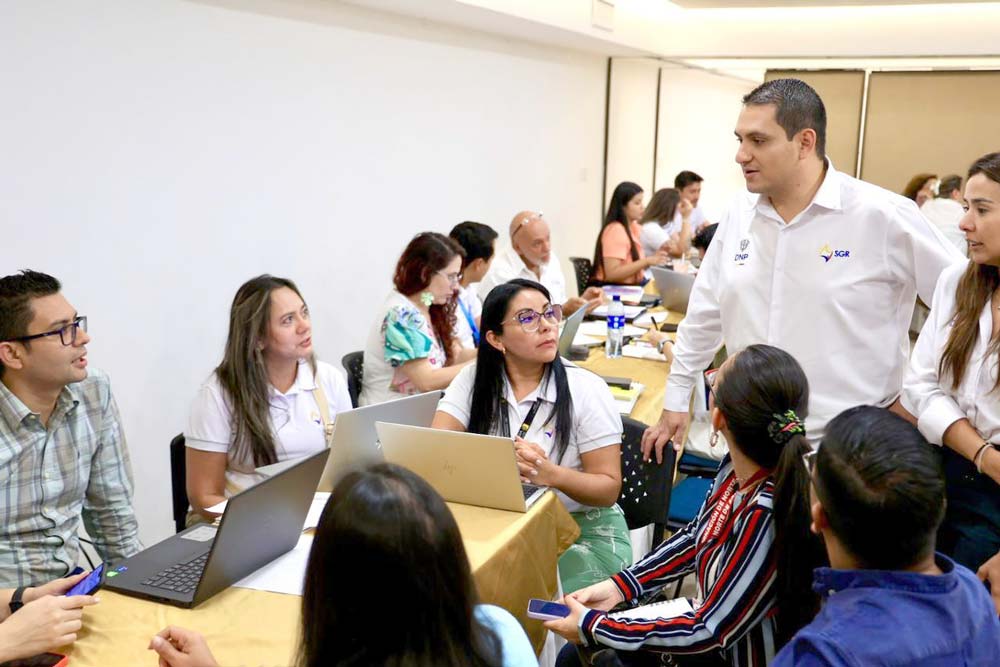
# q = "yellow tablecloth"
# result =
<box><xmin>61</xmin><ymin>492</ymin><xmax>578</xmax><ymax>666</ymax></box>
<box><xmin>577</xmin><ymin>308</ymin><xmax>683</xmax><ymax>427</ymax></box>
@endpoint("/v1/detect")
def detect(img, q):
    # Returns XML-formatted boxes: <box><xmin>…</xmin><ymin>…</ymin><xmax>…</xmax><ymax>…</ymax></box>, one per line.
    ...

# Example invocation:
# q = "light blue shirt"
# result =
<box><xmin>475</xmin><ymin>604</ymin><xmax>537</xmax><ymax>666</ymax></box>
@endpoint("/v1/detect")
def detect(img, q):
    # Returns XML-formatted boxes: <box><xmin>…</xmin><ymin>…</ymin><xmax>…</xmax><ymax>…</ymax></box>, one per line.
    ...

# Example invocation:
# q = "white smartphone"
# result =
<box><xmin>526</xmin><ymin>598</ymin><xmax>570</xmax><ymax>621</ymax></box>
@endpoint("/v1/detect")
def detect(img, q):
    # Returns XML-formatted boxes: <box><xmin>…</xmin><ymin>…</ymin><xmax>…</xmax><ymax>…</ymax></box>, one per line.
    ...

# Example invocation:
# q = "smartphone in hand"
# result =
<box><xmin>65</xmin><ymin>562</ymin><xmax>104</xmax><ymax>597</ymax></box>
<box><xmin>526</xmin><ymin>598</ymin><xmax>570</xmax><ymax>621</ymax></box>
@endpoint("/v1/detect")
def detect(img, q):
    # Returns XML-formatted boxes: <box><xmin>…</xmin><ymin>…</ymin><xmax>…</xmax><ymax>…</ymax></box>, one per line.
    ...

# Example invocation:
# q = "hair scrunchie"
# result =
<box><xmin>768</xmin><ymin>409</ymin><xmax>805</xmax><ymax>445</ymax></box>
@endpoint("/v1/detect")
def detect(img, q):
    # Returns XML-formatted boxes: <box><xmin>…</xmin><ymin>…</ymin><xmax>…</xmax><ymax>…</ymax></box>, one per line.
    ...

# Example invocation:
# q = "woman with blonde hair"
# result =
<box><xmin>185</xmin><ymin>275</ymin><xmax>352</xmax><ymax>519</ymax></box>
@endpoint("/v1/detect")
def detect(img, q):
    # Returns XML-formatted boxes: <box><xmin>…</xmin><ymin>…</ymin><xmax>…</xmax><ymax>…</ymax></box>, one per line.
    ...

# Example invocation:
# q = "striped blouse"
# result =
<box><xmin>579</xmin><ymin>456</ymin><xmax>778</xmax><ymax>667</ymax></box>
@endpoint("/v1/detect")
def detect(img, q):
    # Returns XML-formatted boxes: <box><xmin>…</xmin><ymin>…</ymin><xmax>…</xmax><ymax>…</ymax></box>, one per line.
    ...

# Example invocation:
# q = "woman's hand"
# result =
<box><xmin>0</xmin><ymin>594</ymin><xmax>98</xmax><ymax>662</ymax></box>
<box><xmin>149</xmin><ymin>626</ymin><xmax>219</xmax><ymax>667</ymax></box>
<box><xmin>566</xmin><ymin>578</ymin><xmax>626</xmax><ymax>612</ymax></box>
<box><xmin>679</xmin><ymin>197</ymin><xmax>694</xmax><ymax>220</ymax></box>
<box><xmin>543</xmin><ymin>596</ymin><xmax>589</xmax><ymax>644</ymax></box>
<box><xmin>645</xmin><ymin>250</ymin><xmax>670</xmax><ymax>268</ymax></box>
<box><xmin>22</xmin><ymin>572</ymin><xmax>90</xmax><ymax>603</ymax></box>
<box><xmin>515</xmin><ymin>437</ymin><xmax>561</xmax><ymax>487</ymax></box>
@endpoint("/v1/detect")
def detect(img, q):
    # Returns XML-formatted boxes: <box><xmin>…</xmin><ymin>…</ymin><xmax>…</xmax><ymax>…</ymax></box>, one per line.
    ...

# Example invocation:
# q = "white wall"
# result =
<box><xmin>655</xmin><ymin>66</ymin><xmax>761</xmax><ymax>221</ymax></box>
<box><xmin>605</xmin><ymin>59</ymin><xmax>659</xmax><ymax>205</ymax></box>
<box><xmin>0</xmin><ymin>0</ymin><xmax>606</xmax><ymax>544</ymax></box>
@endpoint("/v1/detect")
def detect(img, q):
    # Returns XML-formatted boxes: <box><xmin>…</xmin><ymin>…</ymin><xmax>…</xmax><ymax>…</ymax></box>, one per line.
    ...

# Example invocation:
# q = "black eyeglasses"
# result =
<box><xmin>6</xmin><ymin>316</ymin><xmax>88</xmax><ymax>346</ymax></box>
<box><xmin>504</xmin><ymin>304</ymin><xmax>563</xmax><ymax>333</ymax></box>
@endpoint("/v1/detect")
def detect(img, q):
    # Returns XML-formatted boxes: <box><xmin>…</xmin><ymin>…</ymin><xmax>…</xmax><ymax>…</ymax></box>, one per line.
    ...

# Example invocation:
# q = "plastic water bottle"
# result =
<box><xmin>605</xmin><ymin>295</ymin><xmax>624</xmax><ymax>359</ymax></box>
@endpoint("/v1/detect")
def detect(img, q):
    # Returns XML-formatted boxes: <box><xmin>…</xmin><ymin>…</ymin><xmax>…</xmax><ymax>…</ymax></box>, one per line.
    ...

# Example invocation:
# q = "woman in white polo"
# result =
<box><xmin>185</xmin><ymin>275</ymin><xmax>351</xmax><ymax>521</ymax></box>
<box><xmin>432</xmin><ymin>278</ymin><xmax>630</xmax><ymax>591</ymax></box>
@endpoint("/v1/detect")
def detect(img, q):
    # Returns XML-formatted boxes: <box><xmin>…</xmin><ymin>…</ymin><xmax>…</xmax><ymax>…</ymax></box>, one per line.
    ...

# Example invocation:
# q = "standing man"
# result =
<box><xmin>0</xmin><ymin>270</ymin><xmax>140</xmax><ymax>586</ymax></box>
<box><xmin>643</xmin><ymin>79</ymin><xmax>962</xmax><ymax>460</ymax></box>
<box><xmin>478</xmin><ymin>211</ymin><xmax>602</xmax><ymax>315</ymax></box>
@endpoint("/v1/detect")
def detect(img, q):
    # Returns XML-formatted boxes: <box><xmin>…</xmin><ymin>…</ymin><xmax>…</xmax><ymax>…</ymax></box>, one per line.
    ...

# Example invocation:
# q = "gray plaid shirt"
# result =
<box><xmin>0</xmin><ymin>368</ymin><xmax>141</xmax><ymax>587</ymax></box>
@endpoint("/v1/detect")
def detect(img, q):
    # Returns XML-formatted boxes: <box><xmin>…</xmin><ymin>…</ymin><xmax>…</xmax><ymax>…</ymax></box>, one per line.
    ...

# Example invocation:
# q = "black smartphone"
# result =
<box><xmin>65</xmin><ymin>562</ymin><xmax>104</xmax><ymax>596</ymax></box>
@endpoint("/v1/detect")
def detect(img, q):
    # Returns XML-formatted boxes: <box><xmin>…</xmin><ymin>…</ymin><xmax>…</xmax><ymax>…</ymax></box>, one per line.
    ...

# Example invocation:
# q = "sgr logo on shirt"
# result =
<box><xmin>733</xmin><ymin>238</ymin><xmax>750</xmax><ymax>265</ymax></box>
<box><xmin>819</xmin><ymin>243</ymin><xmax>850</xmax><ymax>263</ymax></box>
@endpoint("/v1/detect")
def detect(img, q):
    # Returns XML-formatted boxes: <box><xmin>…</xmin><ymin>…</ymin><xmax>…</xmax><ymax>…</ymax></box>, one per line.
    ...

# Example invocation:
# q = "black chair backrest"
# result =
<box><xmin>618</xmin><ymin>416</ymin><xmax>676</xmax><ymax>543</ymax></box>
<box><xmin>170</xmin><ymin>433</ymin><xmax>189</xmax><ymax>533</ymax></box>
<box><xmin>569</xmin><ymin>256</ymin><xmax>593</xmax><ymax>295</ymax></box>
<box><xmin>342</xmin><ymin>351</ymin><xmax>364</xmax><ymax>408</ymax></box>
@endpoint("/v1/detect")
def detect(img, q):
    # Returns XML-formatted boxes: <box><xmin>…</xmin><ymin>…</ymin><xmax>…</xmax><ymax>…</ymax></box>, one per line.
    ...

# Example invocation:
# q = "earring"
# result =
<box><xmin>420</xmin><ymin>291</ymin><xmax>434</xmax><ymax>307</ymax></box>
<box><xmin>709</xmin><ymin>430</ymin><xmax>720</xmax><ymax>448</ymax></box>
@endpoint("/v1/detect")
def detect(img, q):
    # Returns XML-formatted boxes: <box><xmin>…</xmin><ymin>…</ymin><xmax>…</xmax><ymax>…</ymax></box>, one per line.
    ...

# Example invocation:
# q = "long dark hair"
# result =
<box><xmin>393</xmin><ymin>232</ymin><xmax>464</xmax><ymax>364</ymax></box>
<box><xmin>216</xmin><ymin>275</ymin><xmax>316</xmax><ymax>467</ymax></box>
<box><xmin>640</xmin><ymin>188</ymin><xmax>680</xmax><ymax>228</ymax></box>
<box><xmin>939</xmin><ymin>152</ymin><xmax>1000</xmax><ymax>390</ymax></box>
<box><xmin>593</xmin><ymin>181</ymin><xmax>643</xmax><ymax>275</ymax></box>
<box><xmin>712</xmin><ymin>344</ymin><xmax>825</xmax><ymax>647</ymax></box>
<box><xmin>468</xmin><ymin>279</ymin><xmax>573</xmax><ymax>464</ymax></box>
<box><xmin>298</xmin><ymin>463</ymin><xmax>502</xmax><ymax>667</ymax></box>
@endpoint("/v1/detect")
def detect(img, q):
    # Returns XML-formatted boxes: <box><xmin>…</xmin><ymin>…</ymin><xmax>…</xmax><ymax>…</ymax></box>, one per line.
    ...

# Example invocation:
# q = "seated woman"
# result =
<box><xmin>548</xmin><ymin>344</ymin><xmax>825</xmax><ymax>667</ymax></box>
<box><xmin>185</xmin><ymin>275</ymin><xmax>352</xmax><ymax>519</ymax></box>
<box><xmin>432</xmin><ymin>278</ymin><xmax>630</xmax><ymax>592</ymax></box>
<box><xmin>592</xmin><ymin>181</ymin><xmax>669</xmax><ymax>285</ymax></box>
<box><xmin>638</xmin><ymin>188</ymin><xmax>694</xmax><ymax>258</ymax></box>
<box><xmin>904</xmin><ymin>151</ymin><xmax>1000</xmax><ymax>609</ymax></box>
<box><xmin>149</xmin><ymin>463</ymin><xmax>537</xmax><ymax>667</ymax></box>
<box><xmin>360</xmin><ymin>232</ymin><xmax>475</xmax><ymax>406</ymax></box>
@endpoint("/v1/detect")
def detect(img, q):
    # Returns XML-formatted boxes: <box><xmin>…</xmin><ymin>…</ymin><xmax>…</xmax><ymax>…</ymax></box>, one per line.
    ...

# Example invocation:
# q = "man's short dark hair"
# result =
<box><xmin>0</xmin><ymin>270</ymin><xmax>62</xmax><ymax>377</ymax></box>
<box><xmin>742</xmin><ymin>78</ymin><xmax>827</xmax><ymax>159</ymax></box>
<box><xmin>674</xmin><ymin>171</ymin><xmax>703</xmax><ymax>191</ymax></box>
<box><xmin>937</xmin><ymin>175</ymin><xmax>962</xmax><ymax>199</ymax></box>
<box><xmin>814</xmin><ymin>406</ymin><xmax>945</xmax><ymax>570</ymax></box>
<box><xmin>692</xmin><ymin>223</ymin><xmax>718</xmax><ymax>253</ymax></box>
<box><xmin>449</xmin><ymin>222</ymin><xmax>498</xmax><ymax>269</ymax></box>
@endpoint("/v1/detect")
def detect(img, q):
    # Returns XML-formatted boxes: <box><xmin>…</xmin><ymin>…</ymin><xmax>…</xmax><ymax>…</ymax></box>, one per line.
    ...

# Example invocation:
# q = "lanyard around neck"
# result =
<box><xmin>457</xmin><ymin>296</ymin><xmax>480</xmax><ymax>346</ymax></box>
<box><xmin>499</xmin><ymin>372</ymin><xmax>549</xmax><ymax>440</ymax></box>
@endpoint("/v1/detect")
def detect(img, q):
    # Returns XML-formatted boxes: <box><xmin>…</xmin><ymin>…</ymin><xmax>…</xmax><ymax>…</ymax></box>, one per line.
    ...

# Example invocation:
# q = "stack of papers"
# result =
<box><xmin>609</xmin><ymin>597</ymin><xmax>694</xmax><ymax>621</ymax></box>
<box><xmin>633</xmin><ymin>312</ymin><xmax>675</xmax><ymax>328</ymax></box>
<box><xmin>622</xmin><ymin>342</ymin><xmax>668</xmax><ymax>361</ymax></box>
<box><xmin>590</xmin><ymin>304</ymin><xmax>647</xmax><ymax>320</ymax></box>
<box><xmin>601</xmin><ymin>285</ymin><xmax>646</xmax><ymax>304</ymax></box>
<box><xmin>233</xmin><ymin>534</ymin><xmax>313</xmax><ymax>596</ymax></box>
<box><xmin>576</xmin><ymin>320</ymin><xmax>647</xmax><ymax>339</ymax></box>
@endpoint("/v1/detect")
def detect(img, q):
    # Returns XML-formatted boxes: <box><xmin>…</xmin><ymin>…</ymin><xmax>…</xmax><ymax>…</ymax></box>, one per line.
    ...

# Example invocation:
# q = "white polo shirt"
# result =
<box><xmin>666</xmin><ymin>162</ymin><xmax>964</xmax><ymax>443</ymax></box>
<box><xmin>437</xmin><ymin>362</ymin><xmax>622</xmax><ymax>513</ymax></box>
<box><xmin>904</xmin><ymin>262</ymin><xmax>1000</xmax><ymax>445</ymax></box>
<box><xmin>477</xmin><ymin>246</ymin><xmax>568</xmax><ymax>305</ymax></box>
<box><xmin>186</xmin><ymin>359</ymin><xmax>352</xmax><ymax>493</ymax></box>
<box><xmin>674</xmin><ymin>205</ymin><xmax>707</xmax><ymax>230</ymax></box>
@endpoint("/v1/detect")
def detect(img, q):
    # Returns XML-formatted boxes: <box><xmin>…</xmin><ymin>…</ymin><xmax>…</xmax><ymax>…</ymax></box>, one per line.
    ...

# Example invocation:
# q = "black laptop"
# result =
<box><xmin>105</xmin><ymin>448</ymin><xmax>329</xmax><ymax>608</ymax></box>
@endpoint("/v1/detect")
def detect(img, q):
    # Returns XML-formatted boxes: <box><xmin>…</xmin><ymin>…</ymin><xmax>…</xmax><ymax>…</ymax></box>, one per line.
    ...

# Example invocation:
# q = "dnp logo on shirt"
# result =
<box><xmin>733</xmin><ymin>238</ymin><xmax>750</xmax><ymax>265</ymax></box>
<box><xmin>819</xmin><ymin>243</ymin><xmax>850</xmax><ymax>262</ymax></box>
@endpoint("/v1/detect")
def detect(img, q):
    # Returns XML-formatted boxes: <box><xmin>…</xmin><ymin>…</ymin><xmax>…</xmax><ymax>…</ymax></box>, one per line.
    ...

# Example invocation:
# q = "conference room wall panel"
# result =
<box><xmin>656</xmin><ymin>66</ymin><xmax>760</xmax><ymax>222</ymax></box>
<box><xmin>605</xmin><ymin>59</ymin><xmax>661</xmax><ymax>210</ymax></box>
<box><xmin>764</xmin><ymin>69</ymin><xmax>865</xmax><ymax>176</ymax></box>
<box><xmin>861</xmin><ymin>71</ymin><xmax>1000</xmax><ymax>193</ymax></box>
<box><xmin>0</xmin><ymin>0</ymin><xmax>607</xmax><ymax>544</ymax></box>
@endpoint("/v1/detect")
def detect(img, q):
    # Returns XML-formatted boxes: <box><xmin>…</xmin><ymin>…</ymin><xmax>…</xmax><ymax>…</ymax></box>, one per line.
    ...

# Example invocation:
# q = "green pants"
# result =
<box><xmin>558</xmin><ymin>505</ymin><xmax>633</xmax><ymax>593</ymax></box>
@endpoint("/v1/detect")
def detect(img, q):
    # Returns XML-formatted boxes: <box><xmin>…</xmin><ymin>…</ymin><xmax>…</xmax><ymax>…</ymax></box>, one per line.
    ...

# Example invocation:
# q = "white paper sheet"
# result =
<box><xmin>632</xmin><ymin>312</ymin><xmax>675</xmax><ymax>328</ymax></box>
<box><xmin>601</xmin><ymin>285</ymin><xmax>646</xmax><ymax>304</ymax></box>
<box><xmin>232</xmin><ymin>534</ymin><xmax>313</xmax><ymax>596</ymax></box>
<box><xmin>608</xmin><ymin>597</ymin><xmax>694</xmax><ymax>621</ymax></box>
<box><xmin>577</xmin><ymin>321</ymin><xmax>647</xmax><ymax>339</ymax></box>
<box><xmin>204</xmin><ymin>491</ymin><xmax>330</xmax><ymax>532</ymax></box>
<box><xmin>622</xmin><ymin>343</ymin><xmax>668</xmax><ymax>362</ymax></box>
<box><xmin>612</xmin><ymin>382</ymin><xmax>645</xmax><ymax>415</ymax></box>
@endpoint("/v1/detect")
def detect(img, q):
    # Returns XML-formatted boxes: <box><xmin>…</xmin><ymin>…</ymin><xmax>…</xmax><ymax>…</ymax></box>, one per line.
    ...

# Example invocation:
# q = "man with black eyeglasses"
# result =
<box><xmin>0</xmin><ymin>270</ymin><xmax>139</xmax><ymax>587</ymax></box>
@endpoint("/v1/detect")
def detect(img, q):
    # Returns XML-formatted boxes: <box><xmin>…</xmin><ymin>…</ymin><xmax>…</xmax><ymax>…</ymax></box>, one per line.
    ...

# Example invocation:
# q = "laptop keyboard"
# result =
<box><xmin>141</xmin><ymin>552</ymin><xmax>208</xmax><ymax>594</ymax></box>
<box><xmin>522</xmin><ymin>483</ymin><xmax>543</xmax><ymax>501</ymax></box>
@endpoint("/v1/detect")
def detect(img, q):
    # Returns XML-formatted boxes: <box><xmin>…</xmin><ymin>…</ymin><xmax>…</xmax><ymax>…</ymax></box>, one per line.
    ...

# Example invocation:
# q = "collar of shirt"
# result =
<box><xmin>749</xmin><ymin>159</ymin><xmax>844</xmax><ymax>225</ymax></box>
<box><xmin>503</xmin><ymin>245</ymin><xmax>552</xmax><ymax>280</ymax></box>
<box><xmin>268</xmin><ymin>359</ymin><xmax>318</xmax><ymax>399</ymax></box>
<box><xmin>0</xmin><ymin>379</ymin><xmax>81</xmax><ymax>429</ymax></box>
<box><xmin>501</xmin><ymin>366</ymin><xmax>556</xmax><ymax>407</ymax></box>
<box><xmin>812</xmin><ymin>553</ymin><xmax>958</xmax><ymax>599</ymax></box>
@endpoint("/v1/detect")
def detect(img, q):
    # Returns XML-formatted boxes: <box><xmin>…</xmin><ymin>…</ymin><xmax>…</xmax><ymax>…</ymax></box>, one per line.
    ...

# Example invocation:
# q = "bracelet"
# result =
<box><xmin>8</xmin><ymin>586</ymin><xmax>27</xmax><ymax>615</ymax></box>
<box><xmin>974</xmin><ymin>441</ymin><xmax>994</xmax><ymax>474</ymax></box>
<box><xmin>656</xmin><ymin>339</ymin><xmax>668</xmax><ymax>354</ymax></box>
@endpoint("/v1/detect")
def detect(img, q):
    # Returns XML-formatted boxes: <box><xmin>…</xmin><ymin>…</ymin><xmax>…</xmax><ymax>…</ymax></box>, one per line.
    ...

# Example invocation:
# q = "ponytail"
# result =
<box><xmin>772</xmin><ymin>433</ymin><xmax>825</xmax><ymax>647</ymax></box>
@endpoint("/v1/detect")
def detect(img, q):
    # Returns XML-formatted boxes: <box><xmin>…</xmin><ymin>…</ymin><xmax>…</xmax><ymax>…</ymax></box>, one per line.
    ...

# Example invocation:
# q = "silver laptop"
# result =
<box><xmin>557</xmin><ymin>305</ymin><xmax>588</xmax><ymax>356</ymax></box>
<box><xmin>256</xmin><ymin>391</ymin><xmax>442</xmax><ymax>492</ymax></box>
<box><xmin>374</xmin><ymin>422</ymin><xmax>547</xmax><ymax>513</ymax></box>
<box><xmin>650</xmin><ymin>265</ymin><xmax>696</xmax><ymax>313</ymax></box>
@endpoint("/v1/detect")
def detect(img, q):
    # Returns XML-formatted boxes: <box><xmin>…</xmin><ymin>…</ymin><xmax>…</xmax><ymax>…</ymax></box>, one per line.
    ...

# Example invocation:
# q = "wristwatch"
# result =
<box><xmin>8</xmin><ymin>586</ymin><xmax>27</xmax><ymax>614</ymax></box>
<box><xmin>656</xmin><ymin>338</ymin><xmax>669</xmax><ymax>354</ymax></box>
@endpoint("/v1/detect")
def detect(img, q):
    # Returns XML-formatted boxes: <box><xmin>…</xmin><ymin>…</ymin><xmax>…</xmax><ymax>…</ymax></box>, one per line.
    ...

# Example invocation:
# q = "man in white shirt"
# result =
<box><xmin>674</xmin><ymin>170</ymin><xmax>708</xmax><ymax>231</ymax></box>
<box><xmin>642</xmin><ymin>78</ymin><xmax>963</xmax><ymax>461</ymax></box>
<box><xmin>921</xmin><ymin>175</ymin><xmax>967</xmax><ymax>256</ymax></box>
<box><xmin>449</xmin><ymin>221</ymin><xmax>499</xmax><ymax>349</ymax></box>
<box><xmin>478</xmin><ymin>211</ymin><xmax>602</xmax><ymax>315</ymax></box>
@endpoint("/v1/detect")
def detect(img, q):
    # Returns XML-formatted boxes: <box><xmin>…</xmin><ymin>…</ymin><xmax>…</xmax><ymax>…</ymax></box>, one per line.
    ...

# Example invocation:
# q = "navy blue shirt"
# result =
<box><xmin>773</xmin><ymin>554</ymin><xmax>1000</xmax><ymax>666</ymax></box>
